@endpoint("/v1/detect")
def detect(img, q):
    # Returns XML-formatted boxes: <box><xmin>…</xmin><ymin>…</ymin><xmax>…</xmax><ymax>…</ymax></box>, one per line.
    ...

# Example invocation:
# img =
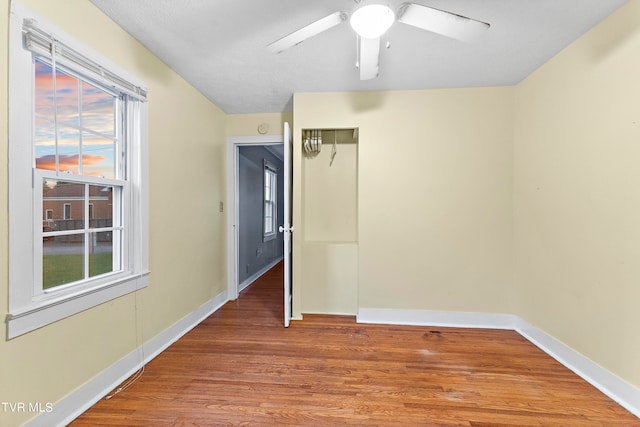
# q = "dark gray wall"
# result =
<box><xmin>238</xmin><ymin>145</ymin><xmax>284</xmax><ymax>285</ymax></box>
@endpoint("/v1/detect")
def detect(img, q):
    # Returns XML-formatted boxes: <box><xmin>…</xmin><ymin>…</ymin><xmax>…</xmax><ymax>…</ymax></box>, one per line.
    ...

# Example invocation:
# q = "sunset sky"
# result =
<box><xmin>35</xmin><ymin>59</ymin><xmax>117</xmax><ymax>178</ymax></box>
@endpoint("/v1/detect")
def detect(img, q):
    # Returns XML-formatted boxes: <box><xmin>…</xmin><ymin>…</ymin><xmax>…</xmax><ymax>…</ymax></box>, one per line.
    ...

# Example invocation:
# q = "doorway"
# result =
<box><xmin>226</xmin><ymin>135</ymin><xmax>284</xmax><ymax>301</ymax></box>
<box><xmin>237</xmin><ymin>145</ymin><xmax>284</xmax><ymax>292</ymax></box>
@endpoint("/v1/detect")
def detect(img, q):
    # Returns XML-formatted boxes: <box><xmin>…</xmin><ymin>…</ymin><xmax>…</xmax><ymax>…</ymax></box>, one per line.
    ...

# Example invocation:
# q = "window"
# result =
<box><xmin>63</xmin><ymin>203</ymin><xmax>72</xmax><ymax>220</ymax></box>
<box><xmin>7</xmin><ymin>4</ymin><xmax>149</xmax><ymax>338</ymax></box>
<box><xmin>263</xmin><ymin>161</ymin><xmax>278</xmax><ymax>241</ymax></box>
<box><xmin>34</xmin><ymin>54</ymin><xmax>123</xmax><ymax>292</ymax></box>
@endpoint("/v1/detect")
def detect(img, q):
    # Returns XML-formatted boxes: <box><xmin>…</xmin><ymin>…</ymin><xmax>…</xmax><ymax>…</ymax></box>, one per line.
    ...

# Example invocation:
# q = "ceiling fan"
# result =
<box><xmin>267</xmin><ymin>1</ymin><xmax>490</xmax><ymax>80</ymax></box>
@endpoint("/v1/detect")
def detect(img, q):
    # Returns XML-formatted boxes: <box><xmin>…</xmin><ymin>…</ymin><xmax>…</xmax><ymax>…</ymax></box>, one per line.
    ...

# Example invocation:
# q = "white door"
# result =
<box><xmin>279</xmin><ymin>122</ymin><xmax>293</xmax><ymax>327</ymax></box>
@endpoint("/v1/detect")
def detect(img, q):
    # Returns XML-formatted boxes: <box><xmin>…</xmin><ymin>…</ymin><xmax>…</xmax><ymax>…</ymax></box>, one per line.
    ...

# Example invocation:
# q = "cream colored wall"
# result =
<box><xmin>514</xmin><ymin>0</ymin><xmax>640</xmax><ymax>388</ymax></box>
<box><xmin>226</xmin><ymin>112</ymin><xmax>293</xmax><ymax>136</ymax></box>
<box><xmin>302</xmin><ymin>243</ymin><xmax>358</xmax><ymax>314</ymax></box>
<box><xmin>0</xmin><ymin>1</ymin><xmax>227</xmax><ymax>425</ymax></box>
<box><xmin>293</xmin><ymin>88</ymin><xmax>515</xmax><ymax>318</ymax></box>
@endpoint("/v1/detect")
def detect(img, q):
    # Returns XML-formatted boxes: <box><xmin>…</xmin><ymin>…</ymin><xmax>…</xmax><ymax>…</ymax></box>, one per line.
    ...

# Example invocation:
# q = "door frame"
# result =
<box><xmin>226</xmin><ymin>134</ymin><xmax>284</xmax><ymax>301</ymax></box>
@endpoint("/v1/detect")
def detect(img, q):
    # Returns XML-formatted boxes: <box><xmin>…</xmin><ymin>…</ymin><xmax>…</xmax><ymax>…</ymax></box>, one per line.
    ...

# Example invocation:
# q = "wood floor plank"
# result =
<box><xmin>71</xmin><ymin>262</ymin><xmax>638</xmax><ymax>426</ymax></box>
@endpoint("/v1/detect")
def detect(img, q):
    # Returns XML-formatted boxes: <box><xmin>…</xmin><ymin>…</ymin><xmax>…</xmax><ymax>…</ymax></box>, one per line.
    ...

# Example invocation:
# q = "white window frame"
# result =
<box><xmin>263</xmin><ymin>160</ymin><xmax>278</xmax><ymax>241</ymax></box>
<box><xmin>6</xmin><ymin>2</ymin><xmax>149</xmax><ymax>339</ymax></box>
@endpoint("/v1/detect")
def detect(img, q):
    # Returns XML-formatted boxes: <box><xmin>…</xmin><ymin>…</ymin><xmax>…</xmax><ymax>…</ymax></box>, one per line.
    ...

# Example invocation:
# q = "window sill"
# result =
<box><xmin>5</xmin><ymin>271</ymin><xmax>149</xmax><ymax>339</ymax></box>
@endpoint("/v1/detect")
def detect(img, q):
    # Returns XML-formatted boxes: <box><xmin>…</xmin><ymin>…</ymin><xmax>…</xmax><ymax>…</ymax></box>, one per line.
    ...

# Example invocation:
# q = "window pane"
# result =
<box><xmin>264</xmin><ymin>201</ymin><xmax>274</xmax><ymax>234</ymax></box>
<box><xmin>34</xmin><ymin>59</ymin><xmax>57</xmax><ymax>172</ymax></box>
<box><xmin>82</xmin><ymin>81</ymin><xmax>116</xmax><ymax>178</ymax></box>
<box><xmin>82</xmin><ymin>132</ymin><xmax>115</xmax><ymax>178</ymax></box>
<box><xmin>89</xmin><ymin>185</ymin><xmax>113</xmax><ymax>228</ymax></box>
<box><xmin>43</xmin><ymin>180</ymin><xmax>85</xmax><ymax>230</ymax></box>
<box><xmin>34</xmin><ymin>116</ymin><xmax>56</xmax><ymax>171</ymax></box>
<box><xmin>265</xmin><ymin>171</ymin><xmax>270</xmax><ymax>199</ymax></box>
<box><xmin>82</xmin><ymin>81</ymin><xmax>115</xmax><ymax>135</ymax></box>
<box><xmin>89</xmin><ymin>231</ymin><xmax>113</xmax><ymax>278</ymax></box>
<box><xmin>264</xmin><ymin>219</ymin><xmax>270</xmax><ymax>234</ymax></box>
<box><xmin>263</xmin><ymin>166</ymin><xmax>277</xmax><ymax>238</ymax></box>
<box><xmin>57</xmin><ymin>125</ymin><xmax>81</xmax><ymax>174</ymax></box>
<box><xmin>55</xmin><ymin>69</ymin><xmax>79</xmax><ymax>127</ymax></box>
<box><xmin>43</xmin><ymin>234</ymin><xmax>84</xmax><ymax>289</ymax></box>
<box><xmin>35</xmin><ymin>59</ymin><xmax>54</xmax><ymax>118</ymax></box>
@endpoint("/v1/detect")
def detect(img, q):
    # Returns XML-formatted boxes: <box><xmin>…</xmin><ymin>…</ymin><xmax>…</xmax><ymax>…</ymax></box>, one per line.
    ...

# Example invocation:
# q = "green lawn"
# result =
<box><xmin>43</xmin><ymin>252</ymin><xmax>113</xmax><ymax>289</ymax></box>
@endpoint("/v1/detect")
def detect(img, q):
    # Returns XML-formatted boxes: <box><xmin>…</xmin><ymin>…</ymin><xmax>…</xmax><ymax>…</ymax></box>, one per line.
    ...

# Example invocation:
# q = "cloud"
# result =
<box><xmin>36</xmin><ymin>154</ymin><xmax>107</xmax><ymax>172</ymax></box>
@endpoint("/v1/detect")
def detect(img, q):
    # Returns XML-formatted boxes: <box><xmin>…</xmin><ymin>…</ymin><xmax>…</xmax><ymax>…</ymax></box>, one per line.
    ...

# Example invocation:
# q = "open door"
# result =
<box><xmin>279</xmin><ymin>122</ymin><xmax>293</xmax><ymax>327</ymax></box>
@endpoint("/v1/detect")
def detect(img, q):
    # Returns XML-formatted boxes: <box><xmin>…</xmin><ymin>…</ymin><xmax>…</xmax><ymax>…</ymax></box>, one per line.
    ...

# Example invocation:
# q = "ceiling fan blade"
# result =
<box><xmin>267</xmin><ymin>11</ymin><xmax>347</xmax><ymax>53</ymax></box>
<box><xmin>397</xmin><ymin>3</ymin><xmax>489</xmax><ymax>43</ymax></box>
<box><xmin>358</xmin><ymin>36</ymin><xmax>380</xmax><ymax>80</ymax></box>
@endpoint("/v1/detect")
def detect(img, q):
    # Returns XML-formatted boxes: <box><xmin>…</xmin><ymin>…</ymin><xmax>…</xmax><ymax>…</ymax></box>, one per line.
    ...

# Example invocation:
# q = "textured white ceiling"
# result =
<box><xmin>90</xmin><ymin>0</ymin><xmax>628</xmax><ymax>114</ymax></box>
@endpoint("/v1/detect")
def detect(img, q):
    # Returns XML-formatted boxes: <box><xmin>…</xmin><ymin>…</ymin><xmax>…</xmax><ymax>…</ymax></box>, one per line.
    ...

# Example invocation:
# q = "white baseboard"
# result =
<box><xmin>238</xmin><ymin>256</ymin><xmax>283</xmax><ymax>293</ymax></box>
<box><xmin>357</xmin><ymin>307</ymin><xmax>518</xmax><ymax>330</ymax></box>
<box><xmin>27</xmin><ymin>290</ymin><xmax>229</xmax><ymax>427</ymax></box>
<box><xmin>514</xmin><ymin>318</ymin><xmax>640</xmax><ymax>418</ymax></box>
<box><xmin>357</xmin><ymin>307</ymin><xmax>639</xmax><ymax>419</ymax></box>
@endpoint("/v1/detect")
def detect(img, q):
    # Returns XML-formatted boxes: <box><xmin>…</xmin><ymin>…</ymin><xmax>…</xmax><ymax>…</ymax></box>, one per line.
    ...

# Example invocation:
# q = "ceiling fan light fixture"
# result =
<box><xmin>350</xmin><ymin>4</ymin><xmax>395</xmax><ymax>39</ymax></box>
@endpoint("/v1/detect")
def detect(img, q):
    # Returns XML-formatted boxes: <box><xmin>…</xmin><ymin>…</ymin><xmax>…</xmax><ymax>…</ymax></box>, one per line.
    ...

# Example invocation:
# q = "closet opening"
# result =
<box><xmin>300</xmin><ymin>128</ymin><xmax>359</xmax><ymax>315</ymax></box>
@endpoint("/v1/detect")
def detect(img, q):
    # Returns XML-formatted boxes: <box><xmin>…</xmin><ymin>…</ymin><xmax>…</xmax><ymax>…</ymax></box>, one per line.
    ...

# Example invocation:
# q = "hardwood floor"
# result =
<box><xmin>72</xmin><ymin>262</ymin><xmax>638</xmax><ymax>426</ymax></box>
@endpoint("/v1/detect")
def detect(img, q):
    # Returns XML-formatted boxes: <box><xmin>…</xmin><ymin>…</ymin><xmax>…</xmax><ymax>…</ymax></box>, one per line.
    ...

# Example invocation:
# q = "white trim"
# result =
<box><xmin>515</xmin><ymin>318</ymin><xmax>640</xmax><ymax>419</ymax></box>
<box><xmin>226</xmin><ymin>134</ymin><xmax>284</xmax><ymax>302</ymax></box>
<box><xmin>357</xmin><ymin>308</ymin><xmax>517</xmax><ymax>329</ymax></box>
<box><xmin>24</xmin><ymin>290</ymin><xmax>229</xmax><ymax>427</ymax></box>
<box><xmin>357</xmin><ymin>307</ymin><xmax>640</xmax><ymax>418</ymax></box>
<box><xmin>227</xmin><ymin>135</ymin><xmax>285</xmax><ymax>145</ymax></box>
<box><xmin>238</xmin><ymin>256</ymin><xmax>284</xmax><ymax>293</ymax></box>
<box><xmin>7</xmin><ymin>272</ymin><xmax>149</xmax><ymax>339</ymax></box>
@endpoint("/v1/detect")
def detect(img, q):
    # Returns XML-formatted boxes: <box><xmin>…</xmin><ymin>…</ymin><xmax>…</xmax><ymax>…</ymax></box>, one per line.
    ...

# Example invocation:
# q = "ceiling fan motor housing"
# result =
<box><xmin>350</xmin><ymin>3</ymin><xmax>396</xmax><ymax>39</ymax></box>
